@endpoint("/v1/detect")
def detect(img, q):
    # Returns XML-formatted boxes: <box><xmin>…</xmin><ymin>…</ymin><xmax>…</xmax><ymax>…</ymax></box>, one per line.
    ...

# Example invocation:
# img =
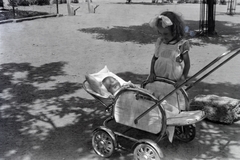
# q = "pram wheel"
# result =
<box><xmin>133</xmin><ymin>140</ymin><xmax>163</xmax><ymax>160</ymax></box>
<box><xmin>174</xmin><ymin>124</ymin><xmax>196</xmax><ymax>142</ymax></box>
<box><xmin>92</xmin><ymin>128</ymin><xmax>116</xmax><ymax>158</ymax></box>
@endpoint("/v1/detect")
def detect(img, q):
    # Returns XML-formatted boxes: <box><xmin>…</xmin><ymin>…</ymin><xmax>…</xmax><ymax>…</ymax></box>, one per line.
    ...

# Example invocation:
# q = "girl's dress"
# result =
<box><xmin>145</xmin><ymin>38</ymin><xmax>190</xmax><ymax>142</ymax></box>
<box><xmin>147</xmin><ymin>37</ymin><xmax>190</xmax><ymax>110</ymax></box>
<box><xmin>154</xmin><ymin>38</ymin><xmax>190</xmax><ymax>81</ymax></box>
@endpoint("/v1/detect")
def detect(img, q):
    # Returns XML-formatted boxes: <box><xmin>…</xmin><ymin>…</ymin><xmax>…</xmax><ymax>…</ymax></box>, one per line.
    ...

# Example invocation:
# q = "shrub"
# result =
<box><xmin>35</xmin><ymin>0</ymin><xmax>50</xmax><ymax>5</ymax></box>
<box><xmin>219</xmin><ymin>0</ymin><xmax>226</xmax><ymax>5</ymax></box>
<box><xmin>8</xmin><ymin>0</ymin><xmax>18</xmax><ymax>6</ymax></box>
<box><xmin>18</xmin><ymin>0</ymin><xmax>30</xmax><ymax>6</ymax></box>
<box><xmin>52</xmin><ymin>0</ymin><xmax>66</xmax><ymax>4</ymax></box>
<box><xmin>71</xmin><ymin>0</ymin><xmax>78</xmax><ymax>3</ymax></box>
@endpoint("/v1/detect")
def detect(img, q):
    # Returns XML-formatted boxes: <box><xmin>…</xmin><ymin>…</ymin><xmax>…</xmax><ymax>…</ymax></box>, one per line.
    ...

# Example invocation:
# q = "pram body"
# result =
<box><xmin>83</xmin><ymin>48</ymin><xmax>240</xmax><ymax>160</ymax></box>
<box><xmin>83</xmin><ymin>77</ymin><xmax>205</xmax><ymax>159</ymax></box>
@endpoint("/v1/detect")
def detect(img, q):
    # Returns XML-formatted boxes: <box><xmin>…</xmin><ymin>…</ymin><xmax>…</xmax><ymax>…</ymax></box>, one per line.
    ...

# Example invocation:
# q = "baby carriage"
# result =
<box><xmin>83</xmin><ymin>48</ymin><xmax>240</xmax><ymax>160</ymax></box>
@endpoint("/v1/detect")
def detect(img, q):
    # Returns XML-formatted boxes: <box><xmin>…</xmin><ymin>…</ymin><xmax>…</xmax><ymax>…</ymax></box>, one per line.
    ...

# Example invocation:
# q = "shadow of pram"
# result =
<box><xmin>156</xmin><ymin>120</ymin><xmax>240</xmax><ymax>160</ymax></box>
<box><xmin>106</xmin><ymin>120</ymin><xmax>240</xmax><ymax>160</ymax></box>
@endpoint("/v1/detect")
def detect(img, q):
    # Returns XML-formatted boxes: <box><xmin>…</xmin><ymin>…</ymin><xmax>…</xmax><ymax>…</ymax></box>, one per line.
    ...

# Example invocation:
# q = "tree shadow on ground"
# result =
<box><xmin>79</xmin><ymin>19</ymin><xmax>240</xmax><ymax>50</ymax></box>
<box><xmin>187</xmin><ymin>81</ymin><xmax>240</xmax><ymax>99</ymax></box>
<box><xmin>0</xmin><ymin>62</ymin><xmax>112</xmax><ymax>159</ymax></box>
<box><xmin>79</xmin><ymin>23</ymin><xmax>158</xmax><ymax>44</ymax></box>
<box><xmin>159</xmin><ymin>120</ymin><xmax>240</xmax><ymax>160</ymax></box>
<box><xmin>0</xmin><ymin>64</ymin><xmax>239</xmax><ymax>159</ymax></box>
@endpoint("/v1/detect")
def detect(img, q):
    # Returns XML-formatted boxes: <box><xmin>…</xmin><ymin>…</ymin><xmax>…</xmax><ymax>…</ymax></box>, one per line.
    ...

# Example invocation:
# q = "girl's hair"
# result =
<box><xmin>157</xmin><ymin>11</ymin><xmax>186</xmax><ymax>40</ymax></box>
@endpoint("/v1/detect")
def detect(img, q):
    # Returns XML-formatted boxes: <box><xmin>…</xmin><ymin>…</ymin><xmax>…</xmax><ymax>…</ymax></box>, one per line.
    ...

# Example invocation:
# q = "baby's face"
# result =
<box><xmin>103</xmin><ymin>77</ymin><xmax>121</xmax><ymax>95</ymax></box>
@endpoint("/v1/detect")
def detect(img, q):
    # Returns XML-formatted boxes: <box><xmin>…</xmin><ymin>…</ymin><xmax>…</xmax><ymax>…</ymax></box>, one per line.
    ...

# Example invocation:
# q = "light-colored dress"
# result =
<box><xmin>154</xmin><ymin>38</ymin><xmax>190</xmax><ymax>80</ymax></box>
<box><xmin>148</xmin><ymin>38</ymin><xmax>190</xmax><ymax>111</ymax></box>
<box><xmin>145</xmin><ymin>38</ymin><xmax>190</xmax><ymax>142</ymax></box>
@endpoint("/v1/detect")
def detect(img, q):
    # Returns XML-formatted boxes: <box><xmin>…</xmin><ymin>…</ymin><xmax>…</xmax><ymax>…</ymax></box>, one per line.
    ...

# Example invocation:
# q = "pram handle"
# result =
<box><xmin>134</xmin><ymin>47</ymin><xmax>240</xmax><ymax>124</ymax></box>
<box><xmin>141</xmin><ymin>77</ymin><xmax>176</xmax><ymax>88</ymax></box>
<box><xmin>186</xmin><ymin>47</ymin><xmax>240</xmax><ymax>91</ymax></box>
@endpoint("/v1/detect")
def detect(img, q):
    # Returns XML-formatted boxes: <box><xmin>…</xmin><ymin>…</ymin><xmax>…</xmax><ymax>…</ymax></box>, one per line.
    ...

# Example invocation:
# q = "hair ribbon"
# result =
<box><xmin>149</xmin><ymin>15</ymin><xmax>173</xmax><ymax>28</ymax></box>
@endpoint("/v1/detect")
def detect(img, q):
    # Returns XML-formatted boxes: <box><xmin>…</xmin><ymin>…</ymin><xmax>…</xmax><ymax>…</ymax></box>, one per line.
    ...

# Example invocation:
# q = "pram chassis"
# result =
<box><xmin>83</xmin><ymin>48</ymin><xmax>240</xmax><ymax>159</ymax></box>
<box><xmin>84</xmin><ymin>78</ymin><xmax>195</xmax><ymax>159</ymax></box>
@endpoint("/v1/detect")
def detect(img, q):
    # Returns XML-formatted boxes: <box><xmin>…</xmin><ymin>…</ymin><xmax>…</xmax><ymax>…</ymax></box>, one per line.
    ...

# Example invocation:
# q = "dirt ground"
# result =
<box><xmin>0</xmin><ymin>1</ymin><xmax>240</xmax><ymax>160</ymax></box>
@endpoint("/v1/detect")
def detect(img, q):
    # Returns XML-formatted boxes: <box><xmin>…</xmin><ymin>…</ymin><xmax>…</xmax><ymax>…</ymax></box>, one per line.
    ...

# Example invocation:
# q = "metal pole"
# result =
<box><xmin>186</xmin><ymin>48</ymin><xmax>240</xmax><ymax>91</ymax></box>
<box><xmin>134</xmin><ymin>48</ymin><xmax>240</xmax><ymax>124</ymax></box>
<box><xmin>230</xmin><ymin>0</ymin><xmax>233</xmax><ymax>15</ymax></box>
<box><xmin>10</xmin><ymin>0</ymin><xmax>16</xmax><ymax>19</ymax></box>
<box><xmin>56</xmin><ymin>0</ymin><xmax>59</xmax><ymax>14</ymax></box>
<box><xmin>207</xmin><ymin>0</ymin><xmax>215</xmax><ymax>34</ymax></box>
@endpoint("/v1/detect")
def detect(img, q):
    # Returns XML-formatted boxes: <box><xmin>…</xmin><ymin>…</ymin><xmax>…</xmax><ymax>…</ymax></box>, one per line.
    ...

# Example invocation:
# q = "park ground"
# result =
<box><xmin>0</xmin><ymin>1</ymin><xmax>240</xmax><ymax>160</ymax></box>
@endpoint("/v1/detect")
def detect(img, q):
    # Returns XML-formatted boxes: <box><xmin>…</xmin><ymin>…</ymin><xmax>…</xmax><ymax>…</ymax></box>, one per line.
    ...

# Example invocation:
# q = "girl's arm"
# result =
<box><xmin>175</xmin><ymin>52</ymin><xmax>190</xmax><ymax>87</ymax></box>
<box><xmin>147</xmin><ymin>55</ymin><xmax>158</xmax><ymax>82</ymax></box>
<box><xmin>179</xmin><ymin>40</ymin><xmax>190</xmax><ymax>80</ymax></box>
<box><xmin>181</xmin><ymin>51</ymin><xmax>190</xmax><ymax>80</ymax></box>
<box><xmin>175</xmin><ymin>41</ymin><xmax>190</xmax><ymax>87</ymax></box>
<box><xmin>147</xmin><ymin>38</ymin><xmax>161</xmax><ymax>82</ymax></box>
<box><xmin>150</xmin><ymin>55</ymin><xmax>158</xmax><ymax>75</ymax></box>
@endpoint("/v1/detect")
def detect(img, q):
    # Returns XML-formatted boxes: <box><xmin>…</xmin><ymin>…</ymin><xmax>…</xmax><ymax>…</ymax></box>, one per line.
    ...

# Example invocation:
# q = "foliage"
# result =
<box><xmin>18</xmin><ymin>0</ymin><xmax>30</xmax><ymax>6</ymax></box>
<box><xmin>0</xmin><ymin>9</ymin><xmax>48</xmax><ymax>20</ymax></box>
<box><xmin>35</xmin><ymin>0</ymin><xmax>50</xmax><ymax>5</ymax></box>
<box><xmin>52</xmin><ymin>0</ymin><xmax>66</xmax><ymax>4</ymax></box>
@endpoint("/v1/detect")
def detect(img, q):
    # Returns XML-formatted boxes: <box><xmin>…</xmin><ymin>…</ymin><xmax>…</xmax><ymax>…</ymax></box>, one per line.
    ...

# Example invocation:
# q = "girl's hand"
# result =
<box><xmin>175</xmin><ymin>76</ymin><xmax>192</xmax><ymax>88</ymax></box>
<box><xmin>174</xmin><ymin>76</ymin><xmax>186</xmax><ymax>87</ymax></box>
<box><xmin>122</xmin><ymin>81</ymin><xmax>137</xmax><ymax>88</ymax></box>
<box><xmin>175</xmin><ymin>79</ymin><xmax>184</xmax><ymax>88</ymax></box>
<box><xmin>108</xmin><ymin>94</ymin><xmax>115</xmax><ymax>99</ymax></box>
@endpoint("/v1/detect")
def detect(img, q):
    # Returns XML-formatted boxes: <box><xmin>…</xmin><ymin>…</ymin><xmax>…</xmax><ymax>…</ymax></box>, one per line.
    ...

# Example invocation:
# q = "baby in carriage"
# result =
<box><xmin>84</xmin><ymin>66</ymin><xmax>205</xmax><ymax>143</ymax></box>
<box><xmin>84</xmin><ymin>66</ymin><xmax>188</xmax><ymax>142</ymax></box>
<box><xmin>85</xmin><ymin>66</ymin><xmax>179</xmax><ymax>116</ymax></box>
<box><xmin>85</xmin><ymin>74</ymin><xmax>136</xmax><ymax>98</ymax></box>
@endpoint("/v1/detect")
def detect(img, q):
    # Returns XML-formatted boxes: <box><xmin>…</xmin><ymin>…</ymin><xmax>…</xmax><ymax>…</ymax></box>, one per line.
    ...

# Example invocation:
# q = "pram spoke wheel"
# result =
<box><xmin>133</xmin><ymin>142</ymin><xmax>162</xmax><ymax>160</ymax></box>
<box><xmin>92</xmin><ymin>129</ymin><xmax>115</xmax><ymax>158</ymax></box>
<box><xmin>174</xmin><ymin>124</ymin><xmax>196</xmax><ymax>142</ymax></box>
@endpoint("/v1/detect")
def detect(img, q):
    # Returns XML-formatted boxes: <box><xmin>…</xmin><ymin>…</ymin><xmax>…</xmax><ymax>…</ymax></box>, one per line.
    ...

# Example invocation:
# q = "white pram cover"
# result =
<box><xmin>114</xmin><ymin>90</ymin><xmax>163</xmax><ymax>134</ymax></box>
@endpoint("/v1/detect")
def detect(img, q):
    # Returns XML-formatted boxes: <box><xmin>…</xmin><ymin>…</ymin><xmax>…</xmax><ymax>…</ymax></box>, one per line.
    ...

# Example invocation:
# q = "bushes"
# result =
<box><xmin>8</xmin><ymin>0</ymin><xmax>50</xmax><ymax>6</ymax></box>
<box><xmin>18</xmin><ymin>0</ymin><xmax>30</xmax><ymax>6</ymax></box>
<box><xmin>177</xmin><ymin>0</ymin><xmax>199</xmax><ymax>3</ymax></box>
<box><xmin>71</xmin><ymin>0</ymin><xmax>78</xmax><ymax>3</ymax></box>
<box><xmin>219</xmin><ymin>0</ymin><xmax>226</xmax><ymax>5</ymax></box>
<box><xmin>35</xmin><ymin>0</ymin><xmax>50</xmax><ymax>5</ymax></box>
<box><xmin>0</xmin><ymin>9</ymin><xmax>49</xmax><ymax>20</ymax></box>
<box><xmin>52</xmin><ymin>0</ymin><xmax>67</xmax><ymax>4</ymax></box>
<box><xmin>7</xmin><ymin>0</ymin><xmax>81</xmax><ymax>6</ymax></box>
